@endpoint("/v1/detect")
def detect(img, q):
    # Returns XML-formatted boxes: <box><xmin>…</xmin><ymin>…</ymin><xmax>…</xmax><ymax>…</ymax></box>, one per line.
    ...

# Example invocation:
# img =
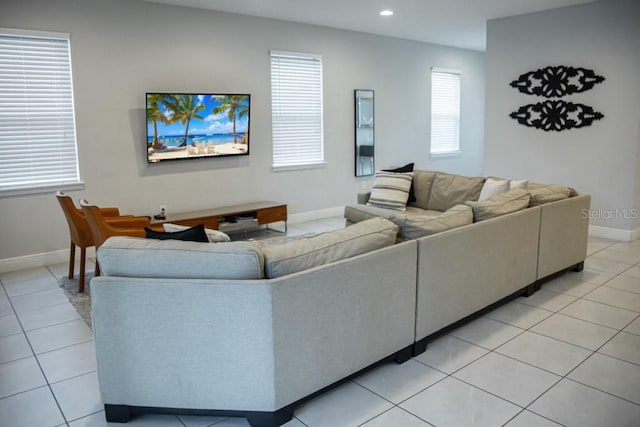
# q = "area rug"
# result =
<box><xmin>58</xmin><ymin>274</ymin><xmax>93</xmax><ymax>329</ymax></box>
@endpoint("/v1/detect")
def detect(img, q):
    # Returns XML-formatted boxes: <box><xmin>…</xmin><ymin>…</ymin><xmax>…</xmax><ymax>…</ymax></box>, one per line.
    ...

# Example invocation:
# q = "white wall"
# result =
<box><xmin>0</xmin><ymin>0</ymin><xmax>485</xmax><ymax>263</ymax></box>
<box><xmin>484</xmin><ymin>0</ymin><xmax>640</xmax><ymax>236</ymax></box>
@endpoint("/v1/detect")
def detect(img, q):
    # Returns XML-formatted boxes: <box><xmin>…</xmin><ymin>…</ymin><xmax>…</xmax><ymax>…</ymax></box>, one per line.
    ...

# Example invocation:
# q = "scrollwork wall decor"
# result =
<box><xmin>510</xmin><ymin>65</ymin><xmax>605</xmax><ymax>97</ymax></box>
<box><xmin>510</xmin><ymin>100</ymin><xmax>604</xmax><ymax>132</ymax></box>
<box><xmin>509</xmin><ymin>65</ymin><xmax>605</xmax><ymax>131</ymax></box>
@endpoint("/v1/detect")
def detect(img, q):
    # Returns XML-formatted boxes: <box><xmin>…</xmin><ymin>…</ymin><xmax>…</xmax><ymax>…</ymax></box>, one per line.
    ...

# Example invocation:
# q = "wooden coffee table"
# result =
<box><xmin>151</xmin><ymin>201</ymin><xmax>287</xmax><ymax>232</ymax></box>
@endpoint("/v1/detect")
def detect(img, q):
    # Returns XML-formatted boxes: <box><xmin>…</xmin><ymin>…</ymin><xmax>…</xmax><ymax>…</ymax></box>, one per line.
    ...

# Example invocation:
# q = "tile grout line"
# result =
<box><xmin>0</xmin><ymin>271</ymin><xmax>71</xmax><ymax>426</ymax></box>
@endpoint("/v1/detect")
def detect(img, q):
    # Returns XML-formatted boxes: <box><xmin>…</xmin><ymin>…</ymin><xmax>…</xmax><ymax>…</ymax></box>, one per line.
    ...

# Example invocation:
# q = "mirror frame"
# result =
<box><xmin>355</xmin><ymin>89</ymin><xmax>374</xmax><ymax>176</ymax></box>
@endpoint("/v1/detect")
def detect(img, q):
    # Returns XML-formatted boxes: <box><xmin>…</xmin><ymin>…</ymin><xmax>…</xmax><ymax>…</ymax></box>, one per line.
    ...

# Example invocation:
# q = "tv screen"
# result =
<box><xmin>146</xmin><ymin>93</ymin><xmax>250</xmax><ymax>163</ymax></box>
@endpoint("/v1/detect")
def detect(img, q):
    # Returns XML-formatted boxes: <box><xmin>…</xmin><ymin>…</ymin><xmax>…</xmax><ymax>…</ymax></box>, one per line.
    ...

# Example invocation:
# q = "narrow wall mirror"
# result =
<box><xmin>355</xmin><ymin>89</ymin><xmax>374</xmax><ymax>176</ymax></box>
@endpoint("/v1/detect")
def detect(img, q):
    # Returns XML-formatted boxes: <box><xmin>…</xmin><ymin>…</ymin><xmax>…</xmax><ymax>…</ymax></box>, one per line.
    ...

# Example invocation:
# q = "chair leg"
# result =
<box><xmin>79</xmin><ymin>248</ymin><xmax>86</xmax><ymax>293</ymax></box>
<box><xmin>68</xmin><ymin>242</ymin><xmax>76</xmax><ymax>279</ymax></box>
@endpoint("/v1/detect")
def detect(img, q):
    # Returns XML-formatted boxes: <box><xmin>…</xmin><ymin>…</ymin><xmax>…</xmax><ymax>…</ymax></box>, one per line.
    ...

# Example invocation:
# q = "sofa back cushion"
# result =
<box><xmin>528</xmin><ymin>183</ymin><xmax>572</xmax><ymax>206</ymax></box>
<box><xmin>465</xmin><ymin>189</ymin><xmax>531</xmax><ymax>222</ymax></box>
<box><xmin>262</xmin><ymin>217</ymin><xmax>399</xmax><ymax>279</ymax></box>
<box><xmin>394</xmin><ymin>204</ymin><xmax>473</xmax><ymax>240</ymax></box>
<box><xmin>409</xmin><ymin>170</ymin><xmax>438</xmax><ymax>210</ymax></box>
<box><xmin>98</xmin><ymin>237</ymin><xmax>264</xmax><ymax>279</ymax></box>
<box><xmin>427</xmin><ymin>173</ymin><xmax>485</xmax><ymax>211</ymax></box>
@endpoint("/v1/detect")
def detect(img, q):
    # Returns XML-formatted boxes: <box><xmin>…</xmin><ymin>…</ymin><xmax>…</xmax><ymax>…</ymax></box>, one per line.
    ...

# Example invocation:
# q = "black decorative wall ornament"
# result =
<box><xmin>510</xmin><ymin>100</ymin><xmax>604</xmax><ymax>132</ymax></box>
<box><xmin>510</xmin><ymin>65</ymin><xmax>605</xmax><ymax>98</ymax></box>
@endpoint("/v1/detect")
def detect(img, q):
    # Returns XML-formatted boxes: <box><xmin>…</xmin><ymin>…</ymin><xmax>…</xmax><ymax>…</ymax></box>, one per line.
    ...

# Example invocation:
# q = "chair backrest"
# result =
<box><xmin>80</xmin><ymin>199</ymin><xmax>148</xmax><ymax>248</ymax></box>
<box><xmin>79</xmin><ymin>199</ymin><xmax>112</xmax><ymax>249</ymax></box>
<box><xmin>56</xmin><ymin>191</ymin><xmax>94</xmax><ymax>248</ymax></box>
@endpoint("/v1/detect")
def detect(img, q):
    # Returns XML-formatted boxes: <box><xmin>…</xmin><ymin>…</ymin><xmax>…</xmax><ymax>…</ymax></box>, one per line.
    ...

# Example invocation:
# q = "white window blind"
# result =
<box><xmin>270</xmin><ymin>51</ymin><xmax>324</xmax><ymax>169</ymax></box>
<box><xmin>430</xmin><ymin>67</ymin><xmax>461</xmax><ymax>156</ymax></box>
<box><xmin>0</xmin><ymin>28</ymin><xmax>81</xmax><ymax>195</ymax></box>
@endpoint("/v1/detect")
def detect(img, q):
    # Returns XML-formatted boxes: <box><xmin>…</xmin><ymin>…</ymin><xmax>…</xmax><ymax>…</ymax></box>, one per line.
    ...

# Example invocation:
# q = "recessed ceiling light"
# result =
<box><xmin>379</xmin><ymin>10</ymin><xmax>394</xmax><ymax>17</ymax></box>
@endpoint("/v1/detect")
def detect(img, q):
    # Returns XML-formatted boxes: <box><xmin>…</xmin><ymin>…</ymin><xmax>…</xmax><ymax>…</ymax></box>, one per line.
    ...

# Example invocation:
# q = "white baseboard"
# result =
<box><xmin>0</xmin><ymin>208</ymin><xmax>345</xmax><ymax>274</ymax></box>
<box><xmin>589</xmin><ymin>225</ymin><xmax>640</xmax><ymax>242</ymax></box>
<box><xmin>0</xmin><ymin>247</ymin><xmax>97</xmax><ymax>274</ymax></box>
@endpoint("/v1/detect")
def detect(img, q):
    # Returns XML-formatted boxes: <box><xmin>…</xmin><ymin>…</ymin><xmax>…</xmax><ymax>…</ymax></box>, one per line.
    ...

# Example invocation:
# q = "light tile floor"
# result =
<box><xmin>1</xmin><ymin>221</ymin><xmax>640</xmax><ymax>426</ymax></box>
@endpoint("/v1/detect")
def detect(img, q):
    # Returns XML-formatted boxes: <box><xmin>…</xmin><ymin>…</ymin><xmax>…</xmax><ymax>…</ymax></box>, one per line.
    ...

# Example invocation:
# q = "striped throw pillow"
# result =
<box><xmin>367</xmin><ymin>171</ymin><xmax>414</xmax><ymax>211</ymax></box>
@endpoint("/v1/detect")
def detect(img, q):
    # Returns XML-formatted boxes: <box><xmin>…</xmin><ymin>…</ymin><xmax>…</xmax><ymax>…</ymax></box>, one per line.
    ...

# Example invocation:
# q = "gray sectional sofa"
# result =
<box><xmin>90</xmin><ymin>170</ymin><xmax>590</xmax><ymax>427</ymax></box>
<box><xmin>91</xmin><ymin>218</ymin><xmax>417</xmax><ymax>427</ymax></box>
<box><xmin>346</xmin><ymin>169</ymin><xmax>590</xmax><ymax>349</ymax></box>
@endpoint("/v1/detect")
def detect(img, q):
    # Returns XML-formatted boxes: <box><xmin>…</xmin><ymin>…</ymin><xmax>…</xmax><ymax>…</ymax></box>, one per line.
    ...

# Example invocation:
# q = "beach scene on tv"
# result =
<box><xmin>146</xmin><ymin>93</ymin><xmax>250</xmax><ymax>163</ymax></box>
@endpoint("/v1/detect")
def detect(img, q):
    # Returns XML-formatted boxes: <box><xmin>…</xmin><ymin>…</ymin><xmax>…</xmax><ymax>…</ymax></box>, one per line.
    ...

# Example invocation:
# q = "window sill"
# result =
<box><xmin>0</xmin><ymin>182</ymin><xmax>85</xmax><ymax>198</ymax></box>
<box><xmin>430</xmin><ymin>151</ymin><xmax>461</xmax><ymax>159</ymax></box>
<box><xmin>272</xmin><ymin>162</ymin><xmax>327</xmax><ymax>172</ymax></box>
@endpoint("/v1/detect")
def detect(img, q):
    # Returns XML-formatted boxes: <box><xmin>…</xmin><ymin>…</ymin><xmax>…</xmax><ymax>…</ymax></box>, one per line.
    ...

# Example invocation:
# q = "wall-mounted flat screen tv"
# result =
<box><xmin>146</xmin><ymin>93</ymin><xmax>250</xmax><ymax>163</ymax></box>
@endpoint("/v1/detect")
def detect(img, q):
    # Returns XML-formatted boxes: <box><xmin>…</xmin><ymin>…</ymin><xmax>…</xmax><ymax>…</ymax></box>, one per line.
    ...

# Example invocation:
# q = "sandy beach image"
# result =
<box><xmin>148</xmin><ymin>142</ymin><xmax>248</xmax><ymax>162</ymax></box>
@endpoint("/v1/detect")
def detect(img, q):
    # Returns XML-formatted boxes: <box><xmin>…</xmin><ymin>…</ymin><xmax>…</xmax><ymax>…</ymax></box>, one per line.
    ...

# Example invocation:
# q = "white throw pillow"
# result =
<box><xmin>510</xmin><ymin>179</ymin><xmax>529</xmax><ymax>191</ymax></box>
<box><xmin>479</xmin><ymin>178</ymin><xmax>510</xmax><ymax>201</ymax></box>
<box><xmin>163</xmin><ymin>223</ymin><xmax>231</xmax><ymax>242</ymax></box>
<box><xmin>366</xmin><ymin>171</ymin><xmax>414</xmax><ymax>211</ymax></box>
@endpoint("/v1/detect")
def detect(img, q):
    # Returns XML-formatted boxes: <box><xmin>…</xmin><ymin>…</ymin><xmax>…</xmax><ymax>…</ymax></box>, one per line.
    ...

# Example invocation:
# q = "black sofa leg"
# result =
<box><xmin>524</xmin><ymin>283</ymin><xmax>537</xmax><ymax>297</ymax></box>
<box><xmin>247</xmin><ymin>408</ymin><xmax>293</xmax><ymax>427</ymax></box>
<box><xmin>412</xmin><ymin>339</ymin><xmax>428</xmax><ymax>357</ymax></box>
<box><xmin>573</xmin><ymin>261</ymin><xmax>584</xmax><ymax>272</ymax></box>
<box><xmin>104</xmin><ymin>404</ymin><xmax>130</xmax><ymax>423</ymax></box>
<box><xmin>394</xmin><ymin>345</ymin><xmax>413</xmax><ymax>364</ymax></box>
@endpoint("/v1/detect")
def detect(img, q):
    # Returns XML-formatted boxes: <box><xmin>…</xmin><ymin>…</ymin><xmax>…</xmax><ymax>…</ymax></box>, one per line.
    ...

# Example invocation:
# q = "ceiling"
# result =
<box><xmin>140</xmin><ymin>0</ymin><xmax>598</xmax><ymax>51</ymax></box>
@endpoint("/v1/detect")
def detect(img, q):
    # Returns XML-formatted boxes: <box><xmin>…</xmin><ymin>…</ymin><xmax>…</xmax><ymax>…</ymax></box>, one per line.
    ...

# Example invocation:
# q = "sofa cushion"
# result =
<box><xmin>145</xmin><ymin>224</ymin><xmax>208</xmax><ymax>243</ymax></box>
<box><xmin>367</xmin><ymin>171</ymin><xmax>414</xmax><ymax>211</ymax></box>
<box><xmin>344</xmin><ymin>204</ymin><xmax>427</xmax><ymax>224</ymax></box>
<box><xmin>262</xmin><ymin>217</ymin><xmax>398</xmax><ymax>279</ymax></box>
<box><xmin>528</xmin><ymin>183</ymin><xmax>572</xmax><ymax>206</ymax></box>
<box><xmin>383</xmin><ymin>163</ymin><xmax>416</xmax><ymax>203</ymax></box>
<box><xmin>409</xmin><ymin>170</ymin><xmax>438</xmax><ymax>210</ymax></box>
<box><xmin>465</xmin><ymin>189</ymin><xmax>531</xmax><ymax>222</ymax></box>
<box><xmin>98</xmin><ymin>236</ymin><xmax>264</xmax><ymax>279</ymax></box>
<box><xmin>479</xmin><ymin>178</ymin><xmax>510</xmax><ymax>201</ymax></box>
<box><xmin>392</xmin><ymin>204</ymin><xmax>473</xmax><ymax>240</ymax></box>
<box><xmin>427</xmin><ymin>173</ymin><xmax>485</xmax><ymax>211</ymax></box>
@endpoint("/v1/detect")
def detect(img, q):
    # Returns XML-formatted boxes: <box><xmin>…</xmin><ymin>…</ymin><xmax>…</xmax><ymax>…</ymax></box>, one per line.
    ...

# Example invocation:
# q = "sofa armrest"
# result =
<box><xmin>269</xmin><ymin>240</ymin><xmax>416</xmax><ymax>407</ymax></box>
<box><xmin>415</xmin><ymin>207</ymin><xmax>540</xmax><ymax>340</ymax></box>
<box><xmin>92</xmin><ymin>277</ymin><xmax>277</xmax><ymax>411</ymax></box>
<box><xmin>357</xmin><ymin>192</ymin><xmax>371</xmax><ymax>204</ymax></box>
<box><xmin>537</xmin><ymin>194</ymin><xmax>590</xmax><ymax>279</ymax></box>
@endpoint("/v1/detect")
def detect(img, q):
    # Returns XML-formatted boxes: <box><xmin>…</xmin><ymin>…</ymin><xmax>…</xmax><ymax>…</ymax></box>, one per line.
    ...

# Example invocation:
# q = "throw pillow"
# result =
<box><xmin>479</xmin><ymin>178</ymin><xmax>510</xmax><ymax>201</ymax></box>
<box><xmin>427</xmin><ymin>173</ymin><xmax>485</xmax><ymax>211</ymax></box>
<box><xmin>367</xmin><ymin>170</ymin><xmax>414</xmax><ymax>211</ymax></box>
<box><xmin>145</xmin><ymin>223</ymin><xmax>208</xmax><ymax>242</ymax></box>
<box><xmin>163</xmin><ymin>223</ymin><xmax>231</xmax><ymax>243</ymax></box>
<box><xmin>465</xmin><ymin>189</ymin><xmax>530</xmax><ymax>222</ymax></box>
<box><xmin>383</xmin><ymin>163</ymin><xmax>416</xmax><ymax>203</ymax></box>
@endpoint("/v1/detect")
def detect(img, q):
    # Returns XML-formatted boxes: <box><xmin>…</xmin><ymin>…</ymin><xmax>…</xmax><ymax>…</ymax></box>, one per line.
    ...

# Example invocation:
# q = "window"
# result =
<box><xmin>0</xmin><ymin>28</ymin><xmax>81</xmax><ymax>196</ymax></box>
<box><xmin>430</xmin><ymin>67</ymin><xmax>461</xmax><ymax>156</ymax></box>
<box><xmin>270</xmin><ymin>50</ymin><xmax>324</xmax><ymax>169</ymax></box>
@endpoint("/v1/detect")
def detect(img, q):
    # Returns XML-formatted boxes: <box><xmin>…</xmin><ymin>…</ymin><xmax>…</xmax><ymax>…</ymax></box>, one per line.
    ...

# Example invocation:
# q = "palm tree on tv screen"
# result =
<box><xmin>164</xmin><ymin>95</ymin><xmax>206</xmax><ymax>147</ymax></box>
<box><xmin>146</xmin><ymin>94</ymin><xmax>168</xmax><ymax>149</ymax></box>
<box><xmin>212</xmin><ymin>95</ymin><xmax>249</xmax><ymax>144</ymax></box>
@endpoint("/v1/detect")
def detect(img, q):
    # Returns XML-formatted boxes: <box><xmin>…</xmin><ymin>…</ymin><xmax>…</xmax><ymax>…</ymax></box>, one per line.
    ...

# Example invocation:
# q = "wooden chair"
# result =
<box><xmin>79</xmin><ymin>198</ymin><xmax>162</xmax><ymax>251</ymax></box>
<box><xmin>56</xmin><ymin>192</ymin><xmax>152</xmax><ymax>292</ymax></box>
